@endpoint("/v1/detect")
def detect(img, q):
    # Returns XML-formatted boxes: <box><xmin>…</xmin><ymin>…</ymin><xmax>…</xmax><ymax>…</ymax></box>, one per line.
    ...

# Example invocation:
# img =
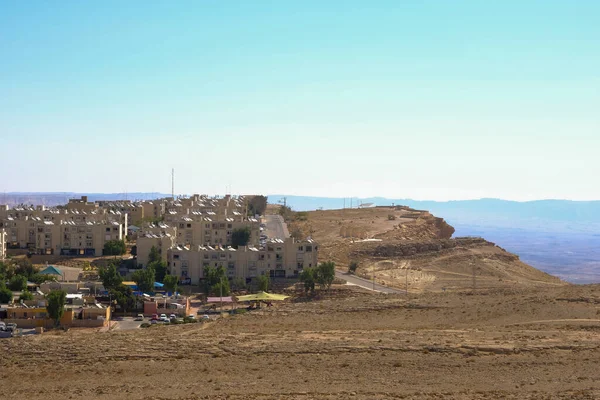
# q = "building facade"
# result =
<box><xmin>0</xmin><ymin>228</ymin><xmax>6</xmax><ymax>260</ymax></box>
<box><xmin>167</xmin><ymin>238</ymin><xmax>318</xmax><ymax>284</ymax></box>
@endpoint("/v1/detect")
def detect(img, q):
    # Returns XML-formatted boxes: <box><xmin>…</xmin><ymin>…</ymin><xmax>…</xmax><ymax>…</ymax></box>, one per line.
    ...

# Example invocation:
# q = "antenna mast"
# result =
<box><xmin>171</xmin><ymin>168</ymin><xmax>175</xmax><ymax>199</ymax></box>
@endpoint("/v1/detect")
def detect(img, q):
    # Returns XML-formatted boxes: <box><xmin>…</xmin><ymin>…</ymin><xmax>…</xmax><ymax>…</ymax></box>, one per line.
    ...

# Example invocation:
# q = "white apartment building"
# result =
<box><xmin>168</xmin><ymin>238</ymin><xmax>319</xmax><ymax>284</ymax></box>
<box><xmin>0</xmin><ymin>228</ymin><xmax>6</xmax><ymax>260</ymax></box>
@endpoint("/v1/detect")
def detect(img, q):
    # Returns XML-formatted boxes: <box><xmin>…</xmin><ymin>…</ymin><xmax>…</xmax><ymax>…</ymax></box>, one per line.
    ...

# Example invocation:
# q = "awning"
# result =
<box><xmin>235</xmin><ymin>291</ymin><xmax>289</xmax><ymax>302</ymax></box>
<box><xmin>206</xmin><ymin>296</ymin><xmax>234</xmax><ymax>303</ymax></box>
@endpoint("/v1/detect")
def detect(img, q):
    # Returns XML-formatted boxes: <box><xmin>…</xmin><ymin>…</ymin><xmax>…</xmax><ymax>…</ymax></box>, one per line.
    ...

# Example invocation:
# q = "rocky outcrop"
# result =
<box><xmin>351</xmin><ymin>237</ymin><xmax>500</xmax><ymax>259</ymax></box>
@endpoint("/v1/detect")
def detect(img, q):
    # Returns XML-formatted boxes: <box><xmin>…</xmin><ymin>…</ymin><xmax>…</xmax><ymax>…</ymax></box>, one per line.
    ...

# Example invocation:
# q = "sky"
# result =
<box><xmin>1</xmin><ymin>1</ymin><xmax>599</xmax><ymax>201</ymax></box>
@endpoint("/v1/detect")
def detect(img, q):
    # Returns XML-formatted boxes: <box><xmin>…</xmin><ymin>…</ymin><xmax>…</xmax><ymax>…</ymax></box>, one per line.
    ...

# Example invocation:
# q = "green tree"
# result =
<box><xmin>231</xmin><ymin>227</ymin><xmax>251</xmax><ymax>249</ymax></box>
<box><xmin>202</xmin><ymin>265</ymin><xmax>228</xmax><ymax>295</ymax></box>
<box><xmin>46</xmin><ymin>290</ymin><xmax>67</xmax><ymax>327</ymax></box>
<box><xmin>14</xmin><ymin>259</ymin><xmax>36</xmax><ymax>278</ymax></box>
<box><xmin>99</xmin><ymin>263</ymin><xmax>123</xmax><ymax>291</ymax></box>
<box><xmin>109</xmin><ymin>284</ymin><xmax>136</xmax><ymax>313</ymax></box>
<box><xmin>256</xmin><ymin>275</ymin><xmax>270</xmax><ymax>292</ymax></box>
<box><xmin>299</xmin><ymin>268</ymin><xmax>315</xmax><ymax>293</ymax></box>
<box><xmin>163</xmin><ymin>274</ymin><xmax>178</xmax><ymax>294</ymax></box>
<box><xmin>230</xmin><ymin>277</ymin><xmax>247</xmax><ymax>292</ymax></box>
<box><xmin>248</xmin><ymin>195</ymin><xmax>268</xmax><ymax>216</ymax></box>
<box><xmin>149</xmin><ymin>260</ymin><xmax>167</xmax><ymax>282</ymax></box>
<box><xmin>0</xmin><ymin>261</ymin><xmax>13</xmax><ymax>280</ymax></box>
<box><xmin>210</xmin><ymin>280</ymin><xmax>230</xmax><ymax>297</ymax></box>
<box><xmin>315</xmin><ymin>261</ymin><xmax>336</xmax><ymax>290</ymax></box>
<box><xmin>19</xmin><ymin>290</ymin><xmax>34</xmax><ymax>301</ymax></box>
<box><xmin>0</xmin><ymin>287</ymin><xmax>13</xmax><ymax>303</ymax></box>
<box><xmin>8</xmin><ymin>274</ymin><xmax>27</xmax><ymax>291</ymax></box>
<box><xmin>29</xmin><ymin>273</ymin><xmax>57</xmax><ymax>284</ymax></box>
<box><xmin>103</xmin><ymin>240</ymin><xmax>126</xmax><ymax>256</ymax></box>
<box><xmin>148</xmin><ymin>246</ymin><xmax>161</xmax><ymax>264</ymax></box>
<box><xmin>348</xmin><ymin>261</ymin><xmax>359</xmax><ymax>275</ymax></box>
<box><xmin>132</xmin><ymin>267</ymin><xmax>155</xmax><ymax>293</ymax></box>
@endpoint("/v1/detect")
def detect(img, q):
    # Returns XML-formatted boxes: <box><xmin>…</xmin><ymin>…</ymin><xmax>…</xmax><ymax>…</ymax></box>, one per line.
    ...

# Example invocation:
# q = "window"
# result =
<box><xmin>106</xmin><ymin>228</ymin><xmax>110</xmax><ymax>232</ymax></box>
<box><xmin>187</xmin><ymin>223</ymin><xmax>191</xmax><ymax>228</ymax></box>
<box><xmin>306</xmin><ymin>246</ymin><xmax>313</xmax><ymax>252</ymax></box>
<box><xmin>174</xmin><ymin>254</ymin><xmax>180</xmax><ymax>259</ymax></box>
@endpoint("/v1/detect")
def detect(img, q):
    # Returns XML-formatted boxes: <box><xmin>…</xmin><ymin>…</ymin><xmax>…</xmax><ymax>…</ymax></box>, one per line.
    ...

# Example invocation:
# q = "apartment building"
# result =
<box><xmin>0</xmin><ymin>228</ymin><xmax>6</xmax><ymax>260</ymax></box>
<box><xmin>136</xmin><ymin>223</ymin><xmax>177</xmax><ymax>267</ymax></box>
<box><xmin>168</xmin><ymin>238</ymin><xmax>319</xmax><ymax>284</ymax></box>
<box><xmin>167</xmin><ymin>213</ymin><xmax>260</xmax><ymax>248</ymax></box>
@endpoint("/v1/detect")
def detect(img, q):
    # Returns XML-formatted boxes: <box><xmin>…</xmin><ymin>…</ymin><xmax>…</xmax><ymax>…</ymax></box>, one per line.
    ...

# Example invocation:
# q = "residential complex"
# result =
<box><xmin>168</xmin><ymin>238</ymin><xmax>318</xmax><ymax>283</ymax></box>
<box><xmin>0</xmin><ymin>193</ymin><xmax>319</xmax><ymax>283</ymax></box>
<box><xmin>0</xmin><ymin>204</ymin><xmax>126</xmax><ymax>256</ymax></box>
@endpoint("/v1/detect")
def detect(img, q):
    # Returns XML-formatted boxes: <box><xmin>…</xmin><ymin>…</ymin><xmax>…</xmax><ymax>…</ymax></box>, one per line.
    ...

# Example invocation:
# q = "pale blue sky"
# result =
<box><xmin>1</xmin><ymin>1</ymin><xmax>598</xmax><ymax>200</ymax></box>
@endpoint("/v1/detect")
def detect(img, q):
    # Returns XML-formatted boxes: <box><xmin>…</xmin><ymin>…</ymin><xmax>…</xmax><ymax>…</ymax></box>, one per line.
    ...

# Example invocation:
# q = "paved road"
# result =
<box><xmin>263</xmin><ymin>215</ymin><xmax>290</xmax><ymax>239</ymax></box>
<box><xmin>336</xmin><ymin>271</ymin><xmax>406</xmax><ymax>294</ymax></box>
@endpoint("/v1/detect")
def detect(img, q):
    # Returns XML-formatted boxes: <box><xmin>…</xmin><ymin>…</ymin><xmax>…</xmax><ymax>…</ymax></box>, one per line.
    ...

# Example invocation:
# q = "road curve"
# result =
<box><xmin>336</xmin><ymin>271</ymin><xmax>406</xmax><ymax>294</ymax></box>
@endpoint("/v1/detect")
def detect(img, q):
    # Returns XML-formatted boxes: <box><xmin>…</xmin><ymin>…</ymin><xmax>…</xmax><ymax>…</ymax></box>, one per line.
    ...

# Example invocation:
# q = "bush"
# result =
<box><xmin>348</xmin><ymin>261</ymin><xmax>359</xmax><ymax>274</ymax></box>
<box><xmin>8</xmin><ymin>275</ymin><xmax>27</xmax><ymax>291</ymax></box>
<box><xmin>234</xmin><ymin>308</ymin><xmax>247</xmax><ymax>315</ymax></box>
<box><xmin>140</xmin><ymin>323</ymin><xmax>151</xmax><ymax>328</ymax></box>
<box><xmin>19</xmin><ymin>290</ymin><xmax>34</xmax><ymax>301</ymax></box>
<box><xmin>0</xmin><ymin>287</ymin><xmax>13</xmax><ymax>303</ymax></box>
<box><xmin>183</xmin><ymin>317</ymin><xmax>198</xmax><ymax>323</ymax></box>
<box><xmin>388</xmin><ymin>214</ymin><xmax>396</xmax><ymax>221</ymax></box>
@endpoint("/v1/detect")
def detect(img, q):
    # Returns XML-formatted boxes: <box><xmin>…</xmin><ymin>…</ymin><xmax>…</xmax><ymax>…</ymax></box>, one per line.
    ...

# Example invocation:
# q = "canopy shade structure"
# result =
<box><xmin>206</xmin><ymin>296</ymin><xmax>234</xmax><ymax>303</ymax></box>
<box><xmin>235</xmin><ymin>291</ymin><xmax>290</xmax><ymax>302</ymax></box>
<box><xmin>39</xmin><ymin>265</ymin><xmax>62</xmax><ymax>276</ymax></box>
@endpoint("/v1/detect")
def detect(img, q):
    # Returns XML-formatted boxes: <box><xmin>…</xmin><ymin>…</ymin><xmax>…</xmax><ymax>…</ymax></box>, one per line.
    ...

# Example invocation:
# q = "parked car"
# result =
<box><xmin>5</xmin><ymin>323</ymin><xmax>17</xmax><ymax>332</ymax></box>
<box><xmin>169</xmin><ymin>314</ymin><xmax>177</xmax><ymax>320</ymax></box>
<box><xmin>160</xmin><ymin>313</ymin><xmax>167</xmax><ymax>319</ymax></box>
<box><xmin>151</xmin><ymin>314</ymin><xmax>159</xmax><ymax>321</ymax></box>
<box><xmin>0</xmin><ymin>322</ymin><xmax>6</xmax><ymax>332</ymax></box>
<box><xmin>200</xmin><ymin>314</ymin><xmax>210</xmax><ymax>321</ymax></box>
<box><xmin>150</xmin><ymin>319</ymin><xmax>158</xmax><ymax>325</ymax></box>
<box><xmin>186</xmin><ymin>314</ymin><xmax>196</xmax><ymax>321</ymax></box>
<box><xmin>134</xmin><ymin>314</ymin><xmax>144</xmax><ymax>321</ymax></box>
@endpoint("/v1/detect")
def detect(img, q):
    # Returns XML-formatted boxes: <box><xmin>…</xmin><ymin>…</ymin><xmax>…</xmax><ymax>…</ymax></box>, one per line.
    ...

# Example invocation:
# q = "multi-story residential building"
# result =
<box><xmin>0</xmin><ymin>207</ymin><xmax>125</xmax><ymax>256</ymax></box>
<box><xmin>136</xmin><ymin>223</ymin><xmax>177</xmax><ymax>267</ymax></box>
<box><xmin>166</xmin><ymin>213</ymin><xmax>260</xmax><ymax>248</ymax></box>
<box><xmin>167</xmin><ymin>238</ymin><xmax>318</xmax><ymax>284</ymax></box>
<box><xmin>0</xmin><ymin>228</ymin><xmax>6</xmax><ymax>260</ymax></box>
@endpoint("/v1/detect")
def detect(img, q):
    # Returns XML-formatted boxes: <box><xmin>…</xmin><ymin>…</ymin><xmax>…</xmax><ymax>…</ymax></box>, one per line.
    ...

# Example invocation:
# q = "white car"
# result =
<box><xmin>169</xmin><ymin>314</ymin><xmax>177</xmax><ymax>320</ymax></box>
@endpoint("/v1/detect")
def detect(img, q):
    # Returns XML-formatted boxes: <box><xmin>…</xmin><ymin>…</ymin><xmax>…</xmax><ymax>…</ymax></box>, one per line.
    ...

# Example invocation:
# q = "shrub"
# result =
<box><xmin>388</xmin><ymin>214</ymin><xmax>396</xmax><ymax>221</ymax></box>
<box><xmin>140</xmin><ymin>323</ymin><xmax>151</xmax><ymax>328</ymax></box>
<box><xmin>348</xmin><ymin>261</ymin><xmax>359</xmax><ymax>274</ymax></box>
<box><xmin>234</xmin><ymin>308</ymin><xmax>247</xmax><ymax>315</ymax></box>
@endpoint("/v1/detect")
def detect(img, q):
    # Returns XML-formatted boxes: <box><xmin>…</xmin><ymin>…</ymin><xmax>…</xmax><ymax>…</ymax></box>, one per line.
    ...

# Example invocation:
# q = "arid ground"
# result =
<box><xmin>2</xmin><ymin>284</ymin><xmax>600</xmax><ymax>399</ymax></box>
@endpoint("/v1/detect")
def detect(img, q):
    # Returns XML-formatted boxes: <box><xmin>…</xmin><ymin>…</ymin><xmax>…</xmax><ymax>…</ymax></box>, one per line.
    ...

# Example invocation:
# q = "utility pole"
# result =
<box><xmin>171</xmin><ymin>168</ymin><xmax>175</xmax><ymax>200</ymax></box>
<box><xmin>372</xmin><ymin>267</ymin><xmax>375</xmax><ymax>290</ymax></box>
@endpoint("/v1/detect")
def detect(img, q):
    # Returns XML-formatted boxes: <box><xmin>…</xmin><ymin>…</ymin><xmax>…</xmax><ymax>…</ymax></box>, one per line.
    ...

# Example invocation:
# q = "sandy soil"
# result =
<box><xmin>2</xmin><ymin>284</ymin><xmax>600</xmax><ymax>399</ymax></box>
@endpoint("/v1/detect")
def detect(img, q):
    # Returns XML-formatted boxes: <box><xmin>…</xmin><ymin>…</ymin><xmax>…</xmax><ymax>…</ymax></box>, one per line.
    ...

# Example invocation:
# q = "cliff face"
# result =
<box><xmin>286</xmin><ymin>205</ymin><xmax>565</xmax><ymax>292</ymax></box>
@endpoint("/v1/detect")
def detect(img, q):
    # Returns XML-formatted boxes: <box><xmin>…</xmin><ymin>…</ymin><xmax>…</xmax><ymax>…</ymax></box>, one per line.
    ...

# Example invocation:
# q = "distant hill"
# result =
<box><xmin>0</xmin><ymin>192</ymin><xmax>170</xmax><ymax>207</ymax></box>
<box><xmin>269</xmin><ymin>195</ymin><xmax>600</xmax><ymax>283</ymax></box>
<box><xmin>269</xmin><ymin>195</ymin><xmax>600</xmax><ymax>233</ymax></box>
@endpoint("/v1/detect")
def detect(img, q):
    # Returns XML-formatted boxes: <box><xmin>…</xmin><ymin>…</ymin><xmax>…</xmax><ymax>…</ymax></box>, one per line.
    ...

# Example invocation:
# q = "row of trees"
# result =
<box><xmin>299</xmin><ymin>261</ymin><xmax>336</xmax><ymax>294</ymax></box>
<box><xmin>0</xmin><ymin>259</ymin><xmax>56</xmax><ymax>303</ymax></box>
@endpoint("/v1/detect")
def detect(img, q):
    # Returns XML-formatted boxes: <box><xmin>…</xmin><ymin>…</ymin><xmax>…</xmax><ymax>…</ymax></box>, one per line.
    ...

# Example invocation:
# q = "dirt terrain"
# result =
<box><xmin>287</xmin><ymin>206</ymin><xmax>564</xmax><ymax>292</ymax></box>
<box><xmin>2</xmin><ymin>284</ymin><xmax>600</xmax><ymax>399</ymax></box>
